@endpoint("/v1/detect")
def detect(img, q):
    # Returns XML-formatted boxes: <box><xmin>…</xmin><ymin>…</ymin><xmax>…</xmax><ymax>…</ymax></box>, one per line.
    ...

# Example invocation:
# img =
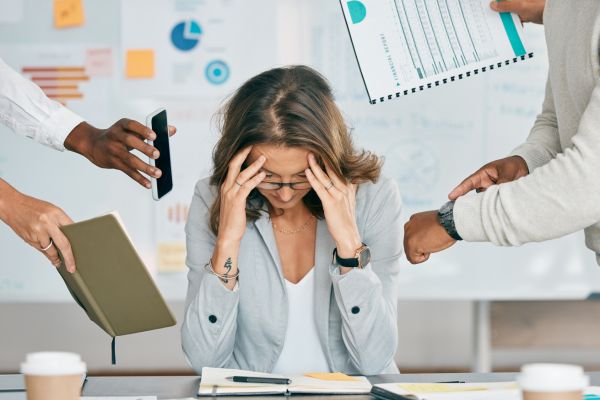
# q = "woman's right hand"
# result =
<box><xmin>216</xmin><ymin>146</ymin><xmax>267</xmax><ymax>245</ymax></box>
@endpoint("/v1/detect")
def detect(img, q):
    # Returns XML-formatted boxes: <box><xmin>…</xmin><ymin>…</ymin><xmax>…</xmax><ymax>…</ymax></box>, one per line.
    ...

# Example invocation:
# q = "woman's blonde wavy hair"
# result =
<box><xmin>208</xmin><ymin>66</ymin><xmax>382</xmax><ymax>235</ymax></box>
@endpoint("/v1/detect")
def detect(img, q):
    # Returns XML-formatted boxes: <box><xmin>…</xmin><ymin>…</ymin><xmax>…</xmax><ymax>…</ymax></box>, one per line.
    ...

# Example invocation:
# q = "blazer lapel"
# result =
<box><xmin>253</xmin><ymin>214</ymin><xmax>285</xmax><ymax>285</ymax></box>
<box><xmin>313</xmin><ymin>218</ymin><xmax>335</xmax><ymax>364</ymax></box>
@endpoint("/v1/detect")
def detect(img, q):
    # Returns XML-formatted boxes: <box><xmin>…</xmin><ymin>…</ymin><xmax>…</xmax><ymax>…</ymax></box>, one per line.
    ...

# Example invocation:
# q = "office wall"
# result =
<box><xmin>2</xmin><ymin>0</ymin><xmax>600</xmax><ymax>373</ymax></box>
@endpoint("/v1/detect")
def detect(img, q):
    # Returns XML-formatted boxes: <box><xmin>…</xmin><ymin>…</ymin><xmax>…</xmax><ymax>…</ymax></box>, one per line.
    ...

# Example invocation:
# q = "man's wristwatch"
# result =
<box><xmin>438</xmin><ymin>201</ymin><xmax>462</xmax><ymax>241</ymax></box>
<box><xmin>332</xmin><ymin>243</ymin><xmax>371</xmax><ymax>268</ymax></box>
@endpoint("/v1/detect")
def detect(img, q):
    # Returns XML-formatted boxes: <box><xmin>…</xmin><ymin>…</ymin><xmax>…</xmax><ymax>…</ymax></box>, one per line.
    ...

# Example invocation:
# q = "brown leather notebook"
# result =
<box><xmin>57</xmin><ymin>212</ymin><xmax>176</xmax><ymax>362</ymax></box>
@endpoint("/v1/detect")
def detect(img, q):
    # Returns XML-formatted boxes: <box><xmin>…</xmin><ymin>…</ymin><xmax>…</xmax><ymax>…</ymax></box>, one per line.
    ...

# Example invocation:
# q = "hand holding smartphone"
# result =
<box><xmin>146</xmin><ymin>108</ymin><xmax>173</xmax><ymax>200</ymax></box>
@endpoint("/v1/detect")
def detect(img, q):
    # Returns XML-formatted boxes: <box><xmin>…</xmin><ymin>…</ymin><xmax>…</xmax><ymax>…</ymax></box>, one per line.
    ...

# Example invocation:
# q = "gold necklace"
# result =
<box><xmin>272</xmin><ymin>215</ymin><xmax>316</xmax><ymax>235</ymax></box>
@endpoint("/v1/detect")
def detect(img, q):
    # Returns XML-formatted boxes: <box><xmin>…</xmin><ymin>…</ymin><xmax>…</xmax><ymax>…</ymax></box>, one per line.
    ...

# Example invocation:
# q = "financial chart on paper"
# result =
<box><xmin>388</xmin><ymin>0</ymin><xmax>504</xmax><ymax>81</ymax></box>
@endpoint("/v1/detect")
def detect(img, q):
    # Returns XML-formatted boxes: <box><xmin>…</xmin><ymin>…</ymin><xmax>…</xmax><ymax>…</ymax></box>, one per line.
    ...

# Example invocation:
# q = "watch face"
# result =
<box><xmin>359</xmin><ymin>246</ymin><xmax>371</xmax><ymax>268</ymax></box>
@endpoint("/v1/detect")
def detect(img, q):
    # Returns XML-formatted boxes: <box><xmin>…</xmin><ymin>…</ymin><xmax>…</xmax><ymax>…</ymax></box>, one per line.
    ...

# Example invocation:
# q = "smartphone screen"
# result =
<box><xmin>151</xmin><ymin>110</ymin><xmax>173</xmax><ymax>199</ymax></box>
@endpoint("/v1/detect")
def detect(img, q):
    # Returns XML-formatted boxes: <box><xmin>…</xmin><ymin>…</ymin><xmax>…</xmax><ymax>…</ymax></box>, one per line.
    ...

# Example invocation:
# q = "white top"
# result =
<box><xmin>0</xmin><ymin>57</ymin><xmax>84</xmax><ymax>151</ymax></box>
<box><xmin>271</xmin><ymin>268</ymin><xmax>330</xmax><ymax>374</ymax></box>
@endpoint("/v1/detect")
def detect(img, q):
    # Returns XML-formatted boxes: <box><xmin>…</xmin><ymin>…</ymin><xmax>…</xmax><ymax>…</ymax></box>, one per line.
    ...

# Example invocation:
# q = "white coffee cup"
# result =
<box><xmin>517</xmin><ymin>363</ymin><xmax>589</xmax><ymax>400</ymax></box>
<box><xmin>20</xmin><ymin>352</ymin><xmax>86</xmax><ymax>400</ymax></box>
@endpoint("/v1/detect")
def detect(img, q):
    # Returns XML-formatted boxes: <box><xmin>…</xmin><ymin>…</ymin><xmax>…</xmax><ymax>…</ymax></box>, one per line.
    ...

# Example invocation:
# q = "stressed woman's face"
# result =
<box><xmin>247</xmin><ymin>144</ymin><xmax>313</xmax><ymax>210</ymax></box>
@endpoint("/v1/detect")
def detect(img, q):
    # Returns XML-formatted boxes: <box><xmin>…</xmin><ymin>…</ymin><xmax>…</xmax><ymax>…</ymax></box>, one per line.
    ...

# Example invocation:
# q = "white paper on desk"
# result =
<box><xmin>415</xmin><ymin>390</ymin><xmax>519</xmax><ymax>400</ymax></box>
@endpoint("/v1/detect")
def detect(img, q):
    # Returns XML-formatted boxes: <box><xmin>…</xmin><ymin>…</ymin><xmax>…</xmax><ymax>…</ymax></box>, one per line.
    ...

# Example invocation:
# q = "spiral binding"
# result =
<box><xmin>370</xmin><ymin>52</ymin><xmax>534</xmax><ymax>104</ymax></box>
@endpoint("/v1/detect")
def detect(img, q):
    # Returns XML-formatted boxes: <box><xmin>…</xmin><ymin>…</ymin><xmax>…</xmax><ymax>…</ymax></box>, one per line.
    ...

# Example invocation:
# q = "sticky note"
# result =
<box><xmin>85</xmin><ymin>48</ymin><xmax>112</xmax><ymax>76</ymax></box>
<box><xmin>126</xmin><ymin>50</ymin><xmax>155</xmax><ymax>79</ymax></box>
<box><xmin>157</xmin><ymin>242</ymin><xmax>186</xmax><ymax>273</ymax></box>
<box><xmin>397</xmin><ymin>383</ymin><xmax>487</xmax><ymax>393</ymax></box>
<box><xmin>304</xmin><ymin>372</ymin><xmax>360</xmax><ymax>381</ymax></box>
<box><xmin>54</xmin><ymin>0</ymin><xmax>84</xmax><ymax>28</ymax></box>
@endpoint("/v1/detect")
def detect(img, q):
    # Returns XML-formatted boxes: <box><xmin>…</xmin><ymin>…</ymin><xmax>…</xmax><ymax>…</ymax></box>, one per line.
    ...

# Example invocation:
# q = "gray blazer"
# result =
<box><xmin>182</xmin><ymin>175</ymin><xmax>403</xmax><ymax>375</ymax></box>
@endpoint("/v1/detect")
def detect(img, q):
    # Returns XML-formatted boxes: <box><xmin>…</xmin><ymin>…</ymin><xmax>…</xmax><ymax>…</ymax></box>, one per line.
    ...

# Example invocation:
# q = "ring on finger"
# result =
<box><xmin>235</xmin><ymin>180</ymin><xmax>243</xmax><ymax>187</ymax></box>
<box><xmin>41</xmin><ymin>239</ymin><xmax>54</xmax><ymax>252</ymax></box>
<box><xmin>324</xmin><ymin>181</ymin><xmax>334</xmax><ymax>190</ymax></box>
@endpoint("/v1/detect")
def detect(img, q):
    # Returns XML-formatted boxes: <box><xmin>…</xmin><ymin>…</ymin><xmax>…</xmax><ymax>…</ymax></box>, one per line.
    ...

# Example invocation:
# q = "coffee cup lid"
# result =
<box><xmin>20</xmin><ymin>352</ymin><xmax>86</xmax><ymax>376</ymax></box>
<box><xmin>518</xmin><ymin>363</ymin><xmax>589</xmax><ymax>392</ymax></box>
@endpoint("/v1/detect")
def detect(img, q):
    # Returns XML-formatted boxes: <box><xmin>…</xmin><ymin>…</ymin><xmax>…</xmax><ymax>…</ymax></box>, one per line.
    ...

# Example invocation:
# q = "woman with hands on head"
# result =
<box><xmin>182</xmin><ymin>66</ymin><xmax>403</xmax><ymax>375</ymax></box>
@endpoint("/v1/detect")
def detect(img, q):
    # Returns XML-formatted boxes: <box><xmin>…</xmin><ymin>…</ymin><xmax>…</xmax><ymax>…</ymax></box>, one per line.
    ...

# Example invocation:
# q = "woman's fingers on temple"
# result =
<box><xmin>236</xmin><ymin>155</ymin><xmax>266</xmax><ymax>185</ymax></box>
<box><xmin>240</xmin><ymin>171</ymin><xmax>266</xmax><ymax>195</ymax></box>
<box><xmin>224</xmin><ymin>146</ymin><xmax>254</xmax><ymax>187</ymax></box>
<box><xmin>324</xmin><ymin>161</ymin><xmax>345</xmax><ymax>188</ymax></box>
<box><xmin>308</xmin><ymin>154</ymin><xmax>332</xmax><ymax>186</ymax></box>
<box><xmin>305</xmin><ymin>168</ymin><xmax>328</xmax><ymax>199</ymax></box>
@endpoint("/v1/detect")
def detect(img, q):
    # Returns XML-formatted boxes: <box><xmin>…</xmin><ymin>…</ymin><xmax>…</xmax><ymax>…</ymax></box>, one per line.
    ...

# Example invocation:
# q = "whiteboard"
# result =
<box><xmin>2</xmin><ymin>0</ymin><xmax>600</xmax><ymax>303</ymax></box>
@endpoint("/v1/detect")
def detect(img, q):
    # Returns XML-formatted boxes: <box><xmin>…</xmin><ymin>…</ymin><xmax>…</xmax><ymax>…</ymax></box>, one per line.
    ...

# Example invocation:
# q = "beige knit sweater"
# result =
<box><xmin>454</xmin><ymin>0</ymin><xmax>600</xmax><ymax>265</ymax></box>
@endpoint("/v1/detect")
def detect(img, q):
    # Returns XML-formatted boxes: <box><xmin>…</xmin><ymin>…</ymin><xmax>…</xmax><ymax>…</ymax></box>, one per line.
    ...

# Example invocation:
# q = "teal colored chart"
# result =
<box><xmin>170</xmin><ymin>20</ymin><xmax>202</xmax><ymax>51</ymax></box>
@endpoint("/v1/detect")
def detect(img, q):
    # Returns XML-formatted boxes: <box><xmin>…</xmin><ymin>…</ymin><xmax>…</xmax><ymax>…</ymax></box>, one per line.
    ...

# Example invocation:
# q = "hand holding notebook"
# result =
<box><xmin>57</xmin><ymin>212</ymin><xmax>176</xmax><ymax>363</ymax></box>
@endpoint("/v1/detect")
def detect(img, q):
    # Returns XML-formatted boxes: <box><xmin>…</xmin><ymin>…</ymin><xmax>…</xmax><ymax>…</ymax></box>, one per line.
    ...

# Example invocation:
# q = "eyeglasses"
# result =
<box><xmin>256</xmin><ymin>181</ymin><xmax>312</xmax><ymax>190</ymax></box>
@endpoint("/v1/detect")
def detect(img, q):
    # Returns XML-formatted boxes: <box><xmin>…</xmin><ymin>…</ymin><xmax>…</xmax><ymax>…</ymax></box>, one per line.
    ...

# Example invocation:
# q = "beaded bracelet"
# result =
<box><xmin>204</xmin><ymin>259</ymin><xmax>239</xmax><ymax>284</ymax></box>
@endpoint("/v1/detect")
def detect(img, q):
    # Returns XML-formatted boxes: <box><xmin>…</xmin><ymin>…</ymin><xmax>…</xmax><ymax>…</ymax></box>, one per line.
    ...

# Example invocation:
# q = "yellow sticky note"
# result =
<box><xmin>157</xmin><ymin>242</ymin><xmax>186</xmax><ymax>273</ymax></box>
<box><xmin>397</xmin><ymin>383</ymin><xmax>487</xmax><ymax>393</ymax></box>
<box><xmin>54</xmin><ymin>0</ymin><xmax>84</xmax><ymax>28</ymax></box>
<box><xmin>126</xmin><ymin>49</ymin><xmax>155</xmax><ymax>79</ymax></box>
<box><xmin>304</xmin><ymin>372</ymin><xmax>360</xmax><ymax>382</ymax></box>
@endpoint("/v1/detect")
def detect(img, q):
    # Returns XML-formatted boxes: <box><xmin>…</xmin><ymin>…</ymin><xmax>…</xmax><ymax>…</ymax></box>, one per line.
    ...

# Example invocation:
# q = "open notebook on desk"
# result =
<box><xmin>198</xmin><ymin>367</ymin><xmax>371</xmax><ymax>396</ymax></box>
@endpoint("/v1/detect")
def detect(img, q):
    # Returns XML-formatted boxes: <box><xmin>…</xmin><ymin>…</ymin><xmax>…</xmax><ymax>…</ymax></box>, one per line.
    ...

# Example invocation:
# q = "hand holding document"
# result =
<box><xmin>340</xmin><ymin>0</ymin><xmax>532</xmax><ymax>103</ymax></box>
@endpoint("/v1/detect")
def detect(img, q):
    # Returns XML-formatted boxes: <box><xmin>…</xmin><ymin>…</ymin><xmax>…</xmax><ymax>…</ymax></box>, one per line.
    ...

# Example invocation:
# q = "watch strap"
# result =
<box><xmin>333</xmin><ymin>248</ymin><xmax>359</xmax><ymax>268</ymax></box>
<box><xmin>438</xmin><ymin>201</ymin><xmax>462</xmax><ymax>241</ymax></box>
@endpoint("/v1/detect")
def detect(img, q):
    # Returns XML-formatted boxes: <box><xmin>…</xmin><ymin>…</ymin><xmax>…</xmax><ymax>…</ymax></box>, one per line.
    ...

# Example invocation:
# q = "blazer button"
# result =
<box><xmin>208</xmin><ymin>315</ymin><xmax>217</xmax><ymax>323</ymax></box>
<box><xmin>351</xmin><ymin>306</ymin><xmax>360</xmax><ymax>314</ymax></box>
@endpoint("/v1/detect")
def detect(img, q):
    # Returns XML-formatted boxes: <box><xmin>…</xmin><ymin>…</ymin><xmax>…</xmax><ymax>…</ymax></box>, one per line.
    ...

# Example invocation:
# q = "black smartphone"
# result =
<box><xmin>146</xmin><ymin>108</ymin><xmax>173</xmax><ymax>200</ymax></box>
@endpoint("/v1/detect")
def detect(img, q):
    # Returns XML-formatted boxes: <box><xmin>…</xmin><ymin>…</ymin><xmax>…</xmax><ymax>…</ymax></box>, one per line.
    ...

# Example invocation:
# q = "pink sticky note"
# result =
<box><xmin>85</xmin><ymin>48</ymin><xmax>112</xmax><ymax>76</ymax></box>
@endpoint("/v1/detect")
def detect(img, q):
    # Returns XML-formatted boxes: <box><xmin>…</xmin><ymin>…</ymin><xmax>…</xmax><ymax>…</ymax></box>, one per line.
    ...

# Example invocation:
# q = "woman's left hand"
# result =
<box><xmin>305</xmin><ymin>153</ymin><xmax>363</xmax><ymax>260</ymax></box>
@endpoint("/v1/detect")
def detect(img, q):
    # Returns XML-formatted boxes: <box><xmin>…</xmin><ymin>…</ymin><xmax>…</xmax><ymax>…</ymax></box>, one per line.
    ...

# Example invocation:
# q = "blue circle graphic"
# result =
<box><xmin>205</xmin><ymin>60</ymin><xmax>230</xmax><ymax>85</ymax></box>
<box><xmin>170</xmin><ymin>20</ymin><xmax>202</xmax><ymax>52</ymax></box>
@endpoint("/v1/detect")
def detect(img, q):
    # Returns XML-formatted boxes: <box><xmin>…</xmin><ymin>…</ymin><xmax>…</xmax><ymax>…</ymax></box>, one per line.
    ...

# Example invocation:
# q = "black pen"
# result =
<box><xmin>435</xmin><ymin>380</ymin><xmax>466</xmax><ymax>384</ymax></box>
<box><xmin>227</xmin><ymin>376</ymin><xmax>292</xmax><ymax>385</ymax></box>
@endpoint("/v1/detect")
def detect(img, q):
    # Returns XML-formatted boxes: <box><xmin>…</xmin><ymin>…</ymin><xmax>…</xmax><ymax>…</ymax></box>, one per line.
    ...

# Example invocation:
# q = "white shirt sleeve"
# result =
<box><xmin>453</xmin><ymin>81</ymin><xmax>600</xmax><ymax>246</ymax></box>
<box><xmin>0</xmin><ymin>57</ymin><xmax>85</xmax><ymax>151</ymax></box>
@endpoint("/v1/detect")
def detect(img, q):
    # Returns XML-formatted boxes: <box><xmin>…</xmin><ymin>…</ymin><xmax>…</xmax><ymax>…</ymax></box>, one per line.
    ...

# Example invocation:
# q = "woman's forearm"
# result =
<box><xmin>211</xmin><ymin>238</ymin><xmax>241</xmax><ymax>291</ymax></box>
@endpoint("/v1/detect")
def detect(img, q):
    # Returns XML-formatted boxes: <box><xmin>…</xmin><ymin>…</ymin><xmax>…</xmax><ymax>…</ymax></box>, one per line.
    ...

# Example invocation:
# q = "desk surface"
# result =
<box><xmin>2</xmin><ymin>372</ymin><xmax>600</xmax><ymax>399</ymax></box>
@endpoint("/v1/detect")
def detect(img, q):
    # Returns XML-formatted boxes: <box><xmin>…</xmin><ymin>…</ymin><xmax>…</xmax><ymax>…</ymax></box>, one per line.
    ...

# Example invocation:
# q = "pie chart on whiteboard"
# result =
<box><xmin>170</xmin><ymin>20</ymin><xmax>202</xmax><ymax>51</ymax></box>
